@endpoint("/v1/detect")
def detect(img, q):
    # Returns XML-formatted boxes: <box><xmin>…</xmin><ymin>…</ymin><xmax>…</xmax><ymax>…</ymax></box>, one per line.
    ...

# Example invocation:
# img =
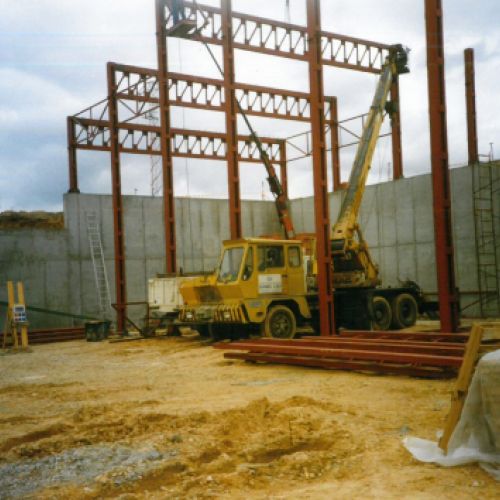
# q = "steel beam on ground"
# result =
<box><xmin>424</xmin><ymin>0</ymin><xmax>460</xmax><ymax>333</ymax></box>
<box><xmin>390</xmin><ymin>75</ymin><xmax>403</xmax><ymax>179</ymax></box>
<box><xmin>156</xmin><ymin>0</ymin><xmax>177</xmax><ymax>274</ymax></box>
<box><xmin>306</xmin><ymin>0</ymin><xmax>335</xmax><ymax>335</ymax></box>
<box><xmin>221</xmin><ymin>0</ymin><xmax>241</xmax><ymax>239</ymax></box>
<box><xmin>107</xmin><ymin>63</ymin><xmax>127</xmax><ymax>334</ymax></box>
<box><xmin>169</xmin><ymin>1</ymin><xmax>390</xmax><ymax>74</ymax></box>
<box><xmin>464</xmin><ymin>48</ymin><xmax>479</xmax><ymax>165</ymax></box>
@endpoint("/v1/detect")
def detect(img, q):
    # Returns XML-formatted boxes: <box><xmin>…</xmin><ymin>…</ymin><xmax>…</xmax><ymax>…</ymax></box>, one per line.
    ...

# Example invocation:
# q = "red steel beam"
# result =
<box><xmin>424</xmin><ymin>0</ymin><xmax>460</xmax><ymax>333</ymax></box>
<box><xmin>107</xmin><ymin>62</ymin><xmax>127</xmax><ymax>334</ymax></box>
<box><xmin>464</xmin><ymin>48</ymin><xmax>479</xmax><ymax>165</ymax></box>
<box><xmin>220</xmin><ymin>342</ymin><xmax>463</xmax><ymax>367</ymax></box>
<box><xmin>171</xmin><ymin>1</ymin><xmax>390</xmax><ymax>74</ymax></box>
<box><xmin>327</xmin><ymin>97</ymin><xmax>341</xmax><ymax>191</ymax></box>
<box><xmin>224</xmin><ymin>352</ymin><xmax>456</xmax><ymax>378</ymax></box>
<box><xmin>70</xmin><ymin>117</ymin><xmax>283</xmax><ymax>164</ymax></box>
<box><xmin>215</xmin><ymin>338</ymin><xmax>465</xmax><ymax>357</ymax></box>
<box><xmin>333</xmin><ymin>331</ymin><xmax>470</xmax><ymax>342</ymax></box>
<box><xmin>222</xmin><ymin>0</ymin><xmax>241</xmax><ymax>239</ymax></box>
<box><xmin>390</xmin><ymin>75</ymin><xmax>404</xmax><ymax>179</ymax></box>
<box><xmin>307</xmin><ymin>0</ymin><xmax>335</xmax><ymax>335</ymax></box>
<box><xmin>67</xmin><ymin>117</ymin><xmax>80</xmax><ymax>193</ymax></box>
<box><xmin>156</xmin><ymin>0</ymin><xmax>177</xmax><ymax>274</ymax></box>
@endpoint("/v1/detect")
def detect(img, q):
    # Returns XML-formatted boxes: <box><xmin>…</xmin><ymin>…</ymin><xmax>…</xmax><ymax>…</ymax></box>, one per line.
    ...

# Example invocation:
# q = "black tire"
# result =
<box><xmin>370</xmin><ymin>296</ymin><xmax>392</xmax><ymax>331</ymax></box>
<box><xmin>391</xmin><ymin>293</ymin><xmax>418</xmax><ymax>329</ymax></box>
<box><xmin>263</xmin><ymin>305</ymin><xmax>297</xmax><ymax>339</ymax></box>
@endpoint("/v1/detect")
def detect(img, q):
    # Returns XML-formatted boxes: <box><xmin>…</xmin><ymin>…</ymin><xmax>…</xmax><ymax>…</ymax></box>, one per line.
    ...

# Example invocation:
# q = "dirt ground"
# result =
<box><xmin>0</xmin><ymin>336</ymin><xmax>498</xmax><ymax>499</ymax></box>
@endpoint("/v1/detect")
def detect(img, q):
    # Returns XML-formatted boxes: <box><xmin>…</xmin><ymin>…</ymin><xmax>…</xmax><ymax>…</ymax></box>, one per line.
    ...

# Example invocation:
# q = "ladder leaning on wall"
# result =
<box><xmin>85</xmin><ymin>211</ymin><xmax>111</xmax><ymax>319</ymax></box>
<box><xmin>472</xmin><ymin>161</ymin><xmax>500</xmax><ymax>317</ymax></box>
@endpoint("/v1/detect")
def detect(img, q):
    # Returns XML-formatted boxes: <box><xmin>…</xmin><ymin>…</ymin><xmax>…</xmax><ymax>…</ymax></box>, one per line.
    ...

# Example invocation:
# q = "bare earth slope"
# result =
<box><xmin>0</xmin><ymin>338</ymin><xmax>497</xmax><ymax>498</ymax></box>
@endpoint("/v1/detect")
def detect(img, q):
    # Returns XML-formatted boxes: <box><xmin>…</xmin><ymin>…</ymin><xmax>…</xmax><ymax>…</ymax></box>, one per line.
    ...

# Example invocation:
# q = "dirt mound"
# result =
<box><xmin>0</xmin><ymin>396</ymin><xmax>362</xmax><ymax>498</ymax></box>
<box><xmin>0</xmin><ymin>210</ymin><xmax>64</xmax><ymax>229</ymax></box>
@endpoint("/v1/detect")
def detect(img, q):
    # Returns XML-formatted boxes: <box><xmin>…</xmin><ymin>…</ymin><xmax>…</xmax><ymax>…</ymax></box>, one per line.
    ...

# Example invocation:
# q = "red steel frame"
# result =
<box><xmin>424</xmin><ymin>0</ymin><xmax>460</xmax><ymax>332</ymax></box>
<box><xmin>68</xmin><ymin>0</ymin><xmax>408</xmax><ymax>333</ymax></box>
<box><xmin>156</xmin><ymin>0</ymin><xmax>177</xmax><ymax>274</ymax></box>
<box><xmin>464</xmin><ymin>48</ymin><xmax>479</xmax><ymax>165</ymax></box>
<box><xmin>306</xmin><ymin>0</ymin><xmax>335</xmax><ymax>335</ymax></box>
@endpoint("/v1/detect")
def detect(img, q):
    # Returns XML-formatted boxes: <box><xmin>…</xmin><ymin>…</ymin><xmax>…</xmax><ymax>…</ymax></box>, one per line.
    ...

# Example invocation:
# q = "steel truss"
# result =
<box><xmin>68</xmin><ymin>0</ymin><xmax>407</xmax><ymax>334</ymax></box>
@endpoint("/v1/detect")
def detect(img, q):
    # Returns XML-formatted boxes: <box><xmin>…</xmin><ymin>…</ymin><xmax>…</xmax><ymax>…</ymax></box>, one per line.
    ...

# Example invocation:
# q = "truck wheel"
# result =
<box><xmin>263</xmin><ymin>305</ymin><xmax>297</xmax><ymax>339</ymax></box>
<box><xmin>370</xmin><ymin>296</ymin><xmax>392</xmax><ymax>331</ymax></box>
<box><xmin>391</xmin><ymin>293</ymin><xmax>418</xmax><ymax>329</ymax></box>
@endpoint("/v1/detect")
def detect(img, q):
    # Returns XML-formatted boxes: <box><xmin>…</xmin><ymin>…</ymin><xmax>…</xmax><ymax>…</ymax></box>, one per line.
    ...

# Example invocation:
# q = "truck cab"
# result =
<box><xmin>178</xmin><ymin>238</ymin><xmax>314</xmax><ymax>338</ymax></box>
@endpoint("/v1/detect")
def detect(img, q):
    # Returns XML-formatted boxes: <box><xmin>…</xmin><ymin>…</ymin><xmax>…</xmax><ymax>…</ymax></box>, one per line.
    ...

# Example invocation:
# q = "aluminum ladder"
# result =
<box><xmin>86</xmin><ymin>211</ymin><xmax>111</xmax><ymax>319</ymax></box>
<box><xmin>472</xmin><ymin>161</ymin><xmax>500</xmax><ymax>317</ymax></box>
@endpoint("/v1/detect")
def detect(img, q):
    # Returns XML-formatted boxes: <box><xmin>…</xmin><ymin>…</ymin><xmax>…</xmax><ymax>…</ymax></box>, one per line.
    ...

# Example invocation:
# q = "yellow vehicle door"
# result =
<box><xmin>256</xmin><ymin>244</ymin><xmax>287</xmax><ymax>296</ymax></box>
<box><xmin>286</xmin><ymin>244</ymin><xmax>306</xmax><ymax>296</ymax></box>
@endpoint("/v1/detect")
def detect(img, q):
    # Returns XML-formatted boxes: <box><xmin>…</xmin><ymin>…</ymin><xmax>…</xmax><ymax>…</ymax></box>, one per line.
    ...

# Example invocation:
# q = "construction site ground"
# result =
<box><xmin>0</xmin><ymin>334</ymin><xmax>498</xmax><ymax>499</ymax></box>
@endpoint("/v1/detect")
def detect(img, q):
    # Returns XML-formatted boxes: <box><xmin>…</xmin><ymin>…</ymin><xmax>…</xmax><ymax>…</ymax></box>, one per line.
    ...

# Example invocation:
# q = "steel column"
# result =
<box><xmin>67</xmin><ymin>117</ymin><xmax>80</xmax><ymax>193</ymax></box>
<box><xmin>390</xmin><ymin>75</ymin><xmax>403</xmax><ymax>179</ymax></box>
<box><xmin>278</xmin><ymin>141</ymin><xmax>288</xmax><ymax>199</ymax></box>
<box><xmin>424</xmin><ymin>0</ymin><xmax>460</xmax><ymax>332</ymax></box>
<box><xmin>328</xmin><ymin>97</ymin><xmax>341</xmax><ymax>191</ymax></box>
<box><xmin>221</xmin><ymin>0</ymin><xmax>241</xmax><ymax>239</ymax></box>
<box><xmin>106</xmin><ymin>63</ymin><xmax>127</xmax><ymax>333</ymax></box>
<box><xmin>464</xmin><ymin>48</ymin><xmax>479</xmax><ymax>165</ymax></box>
<box><xmin>155</xmin><ymin>0</ymin><xmax>177</xmax><ymax>273</ymax></box>
<box><xmin>306</xmin><ymin>0</ymin><xmax>335</xmax><ymax>335</ymax></box>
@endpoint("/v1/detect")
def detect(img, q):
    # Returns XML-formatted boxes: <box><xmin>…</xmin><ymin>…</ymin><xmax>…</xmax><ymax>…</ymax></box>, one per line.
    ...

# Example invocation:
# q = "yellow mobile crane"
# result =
<box><xmin>178</xmin><ymin>45</ymin><xmax>434</xmax><ymax>338</ymax></box>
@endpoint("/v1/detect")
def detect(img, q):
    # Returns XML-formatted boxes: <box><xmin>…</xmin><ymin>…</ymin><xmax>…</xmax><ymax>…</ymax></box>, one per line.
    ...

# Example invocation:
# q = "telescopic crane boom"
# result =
<box><xmin>331</xmin><ymin>44</ymin><xmax>409</xmax><ymax>289</ymax></box>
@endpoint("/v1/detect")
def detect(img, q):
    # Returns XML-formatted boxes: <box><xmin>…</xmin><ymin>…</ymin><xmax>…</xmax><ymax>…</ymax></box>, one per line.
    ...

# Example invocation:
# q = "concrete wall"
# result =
<box><xmin>0</xmin><ymin>195</ymin><xmax>280</xmax><ymax>328</ymax></box>
<box><xmin>1</xmin><ymin>164</ymin><xmax>498</xmax><ymax>328</ymax></box>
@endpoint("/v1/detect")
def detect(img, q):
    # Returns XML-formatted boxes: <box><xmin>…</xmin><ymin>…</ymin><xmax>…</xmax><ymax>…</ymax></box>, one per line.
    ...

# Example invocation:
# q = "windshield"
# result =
<box><xmin>217</xmin><ymin>247</ymin><xmax>244</xmax><ymax>283</ymax></box>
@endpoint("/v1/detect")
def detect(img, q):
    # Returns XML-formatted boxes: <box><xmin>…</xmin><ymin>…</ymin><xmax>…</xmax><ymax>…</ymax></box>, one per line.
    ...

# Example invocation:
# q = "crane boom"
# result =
<box><xmin>331</xmin><ymin>44</ymin><xmax>409</xmax><ymax>289</ymax></box>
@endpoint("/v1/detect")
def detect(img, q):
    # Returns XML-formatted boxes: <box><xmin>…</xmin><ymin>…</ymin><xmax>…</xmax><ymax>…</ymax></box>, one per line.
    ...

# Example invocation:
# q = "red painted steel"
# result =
<box><xmin>330</xmin><ymin>331</ymin><xmax>469</xmax><ymax>342</ymax></box>
<box><xmin>170</xmin><ymin>1</ymin><xmax>391</xmax><ymax>73</ymax></box>
<box><xmin>221</xmin><ymin>0</ymin><xmax>242</xmax><ymax>240</ymax></box>
<box><xmin>424</xmin><ymin>0</ymin><xmax>460</xmax><ymax>333</ymax></box>
<box><xmin>215</xmin><ymin>338</ymin><xmax>465</xmax><ymax>357</ymax></box>
<box><xmin>70</xmin><ymin>118</ymin><xmax>283</xmax><ymax>164</ymax></box>
<box><xmin>224</xmin><ymin>352</ymin><xmax>456</xmax><ymax>378</ymax></box>
<box><xmin>215</xmin><ymin>341</ymin><xmax>463</xmax><ymax>367</ymax></box>
<box><xmin>464</xmin><ymin>48</ymin><xmax>479</xmax><ymax>165</ymax></box>
<box><xmin>67</xmin><ymin>117</ymin><xmax>79</xmax><ymax>193</ymax></box>
<box><xmin>390</xmin><ymin>75</ymin><xmax>404</xmax><ymax>179</ymax></box>
<box><xmin>156</xmin><ymin>0</ymin><xmax>177</xmax><ymax>274</ymax></box>
<box><xmin>107</xmin><ymin>62</ymin><xmax>127</xmax><ymax>334</ymax></box>
<box><xmin>328</xmin><ymin>97</ymin><xmax>341</xmax><ymax>191</ymax></box>
<box><xmin>306</xmin><ymin>0</ymin><xmax>335</xmax><ymax>335</ymax></box>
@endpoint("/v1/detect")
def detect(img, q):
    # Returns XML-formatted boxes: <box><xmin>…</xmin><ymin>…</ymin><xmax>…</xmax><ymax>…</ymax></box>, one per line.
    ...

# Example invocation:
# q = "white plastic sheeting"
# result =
<box><xmin>404</xmin><ymin>349</ymin><xmax>500</xmax><ymax>480</ymax></box>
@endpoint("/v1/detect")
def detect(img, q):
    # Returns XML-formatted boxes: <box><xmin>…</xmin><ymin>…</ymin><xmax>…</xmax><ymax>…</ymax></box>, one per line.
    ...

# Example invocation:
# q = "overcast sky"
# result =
<box><xmin>0</xmin><ymin>0</ymin><xmax>498</xmax><ymax>211</ymax></box>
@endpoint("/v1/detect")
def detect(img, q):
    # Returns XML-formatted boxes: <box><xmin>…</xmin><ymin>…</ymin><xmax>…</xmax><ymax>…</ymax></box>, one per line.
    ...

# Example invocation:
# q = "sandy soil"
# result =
<box><xmin>0</xmin><ymin>337</ymin><xmax>497</xmax><ymax>499</ymax></box>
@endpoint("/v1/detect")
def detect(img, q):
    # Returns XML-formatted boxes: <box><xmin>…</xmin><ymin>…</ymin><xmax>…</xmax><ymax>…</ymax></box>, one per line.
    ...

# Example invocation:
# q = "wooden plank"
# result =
<box><xmin>438</xmin><ymin>324</ymin><xmax>484</xmax><ymax>453</ymax></box>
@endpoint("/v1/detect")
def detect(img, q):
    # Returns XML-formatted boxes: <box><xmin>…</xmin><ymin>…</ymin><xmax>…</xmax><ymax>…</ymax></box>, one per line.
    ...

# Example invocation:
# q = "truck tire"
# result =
<box><xmin>370</xmin><ymin>296</ymin><xmax>392</xmax><ymax>331</ymax></box>
<box><xmin>263</xmin><ymin>305</ymin><xmax>297</xmax><ymax>339</ymax></box>
<box><xmin>391</xmin><ymin>293</ymin><xmax>418</xmax><ymax>329</ymax></box>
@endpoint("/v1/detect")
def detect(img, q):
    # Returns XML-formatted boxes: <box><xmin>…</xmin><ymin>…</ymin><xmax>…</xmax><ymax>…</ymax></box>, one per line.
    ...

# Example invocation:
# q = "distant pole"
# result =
<box><xmin>464</xmin><ymin>48</ymin><xmax>479</xmax><ymax>165</ymax></box>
